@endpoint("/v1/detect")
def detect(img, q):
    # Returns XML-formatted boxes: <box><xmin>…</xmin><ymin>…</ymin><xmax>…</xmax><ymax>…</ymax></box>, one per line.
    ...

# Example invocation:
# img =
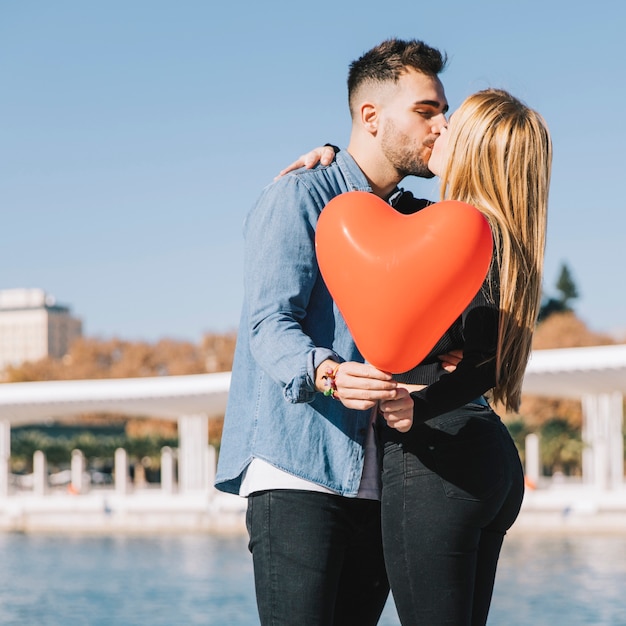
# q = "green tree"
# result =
<box><xmin>555</xmin><ymin>263</ymin><xmax>579</xmax><ymax>307</ymax></box>
<box><xmin>10</xmin><ymin>428</ymin><xmax>178</xmax><ymax>474</ymax></box>
<box><xmin>540</xmin><ymin>418</ymin><xmax>583</xmax><ymax>476</ymax></box>
<box><xmin>504</xmin><ymin>418</ymin><xmax>530</xmax><ymax>464</ymax></box>
<box><xmin>538</xmin><ymin>262</ymin><xmax>580</xmax><ymax>322</ymax></box>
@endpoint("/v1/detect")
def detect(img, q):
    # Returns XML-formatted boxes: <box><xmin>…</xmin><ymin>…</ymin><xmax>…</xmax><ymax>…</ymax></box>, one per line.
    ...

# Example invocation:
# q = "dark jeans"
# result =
<box><xmin>246</xmin><ymin>489</ymin><xmax>389</xmax><ymax>626</ymax></box>
<box><xmin>380</xmin><ymin>404</ymin><xmax>524</xmax><ymax>626</ymax></box>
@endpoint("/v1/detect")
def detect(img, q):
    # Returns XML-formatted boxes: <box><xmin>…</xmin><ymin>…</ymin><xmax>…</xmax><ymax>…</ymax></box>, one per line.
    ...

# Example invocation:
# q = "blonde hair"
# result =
<box><xmin>439</xmin><ymin>88</ymin><xmax>552</xmax><ymax>412</ymax></box>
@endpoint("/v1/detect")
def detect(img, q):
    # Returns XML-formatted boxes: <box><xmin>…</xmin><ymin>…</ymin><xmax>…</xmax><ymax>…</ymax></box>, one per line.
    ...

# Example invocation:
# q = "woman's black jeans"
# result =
<box><xmin>246</xmin><ymin>489</ymin><xmax>389</xmax><ymax>626</ymax></box>
<box><xmin>380</xmin><ymin>403</ymin><xmax>524</xmax><ymax>626</ymax></box>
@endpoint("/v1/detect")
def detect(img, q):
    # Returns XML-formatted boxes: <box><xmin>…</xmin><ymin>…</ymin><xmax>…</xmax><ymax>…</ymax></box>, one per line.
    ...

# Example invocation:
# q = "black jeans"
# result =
<box><xmin>246</xmin><ymin>489</ymin><xmax>389</xmax><ymax>626</ymax></box>
<box><xmin>380</xmin><ymin>404</ymin><xmax>524</xmax><ymax>626</ymax></box>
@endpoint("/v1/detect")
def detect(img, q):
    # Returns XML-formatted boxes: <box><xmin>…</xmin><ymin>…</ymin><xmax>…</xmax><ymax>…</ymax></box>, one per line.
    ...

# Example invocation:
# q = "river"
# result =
<box><xmin>0</xmin><ymin>532</ymin><xmax>624</xmax><ymax>624</ymax></box>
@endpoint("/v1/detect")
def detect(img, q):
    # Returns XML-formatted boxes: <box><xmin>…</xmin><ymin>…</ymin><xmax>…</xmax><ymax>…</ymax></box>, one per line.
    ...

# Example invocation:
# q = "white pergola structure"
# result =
<box><xmin>0</xmin><ymin>344</ymin><xmax>624</xmax><ymax>497</ymax></box>
<box><xmin>522</xmin><ymin>344</ymin><xmax>626</xmax><ymax>489</ymax></box>
<box><xmin>0</xmin><ymin>372</ymin><xmax>231</xmax><ymax>498</ymax></box>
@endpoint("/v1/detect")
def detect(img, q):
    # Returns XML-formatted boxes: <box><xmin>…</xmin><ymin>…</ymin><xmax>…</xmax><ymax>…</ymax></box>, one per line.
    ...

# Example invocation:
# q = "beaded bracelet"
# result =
<box><xmin>322</xmin><ymin>364</ymin><xmax>341</xmax><ymax>399</ymax></box>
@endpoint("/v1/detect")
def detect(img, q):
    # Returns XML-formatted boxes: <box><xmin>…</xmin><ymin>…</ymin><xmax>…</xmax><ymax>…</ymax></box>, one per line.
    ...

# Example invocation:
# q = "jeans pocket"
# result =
<box><xmin>431</xmin><ymin>428</ymin><xmax>506</xmax><ymax>502</ymax></box>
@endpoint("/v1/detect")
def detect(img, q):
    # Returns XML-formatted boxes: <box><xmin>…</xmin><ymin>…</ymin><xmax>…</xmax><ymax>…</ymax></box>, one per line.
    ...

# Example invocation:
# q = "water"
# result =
<box><xmin>0</xmin><ymin>532</ymin><xmax>624</xmax><ymax>625</ymax></box>
<box><xmin>488</xmin><ymin>534</ymin><xmax>626</xmax><ymax>626</ymax></box>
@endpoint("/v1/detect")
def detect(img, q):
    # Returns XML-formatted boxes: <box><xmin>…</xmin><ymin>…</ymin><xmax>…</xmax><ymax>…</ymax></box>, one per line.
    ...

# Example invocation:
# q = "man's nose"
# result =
<box><xmin>431</xmin><ymin>113</ymin><xmax>448</xmax><ymax>133</ymax></box>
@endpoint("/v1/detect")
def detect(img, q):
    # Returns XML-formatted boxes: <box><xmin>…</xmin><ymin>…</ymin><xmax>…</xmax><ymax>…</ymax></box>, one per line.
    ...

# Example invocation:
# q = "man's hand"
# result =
<box><xmin>316</xmin><ymin>360</ymin><xmax>398</xmax><ymax>410</ymax></box>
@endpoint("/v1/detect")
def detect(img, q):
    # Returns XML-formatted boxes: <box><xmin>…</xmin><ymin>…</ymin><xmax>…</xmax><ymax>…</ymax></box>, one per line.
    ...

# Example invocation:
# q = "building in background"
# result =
<box><xmin>0</xmin><ymin>288</ymin><xmax>82</xmax><ymax>370</ymax></box>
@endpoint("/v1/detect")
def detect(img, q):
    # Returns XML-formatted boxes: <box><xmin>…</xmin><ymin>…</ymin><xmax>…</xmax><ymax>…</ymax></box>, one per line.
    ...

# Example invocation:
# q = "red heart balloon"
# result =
<box><xmin>315</xmin><ymin>191</ymin><xmax>493</xmax><ymax>373</ymax></box>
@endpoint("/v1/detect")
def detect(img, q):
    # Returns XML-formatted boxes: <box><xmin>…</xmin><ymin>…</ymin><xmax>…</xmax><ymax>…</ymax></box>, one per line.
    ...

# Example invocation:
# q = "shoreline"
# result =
<box><xmin>510</xmin><ymin>482</ymin><xmax>626</xmax><ymax>535</ymax></box>
<box><xmin>1</xmin><ymin>483</ymin><xmax>625</xmax><ymax>536</ymax></box>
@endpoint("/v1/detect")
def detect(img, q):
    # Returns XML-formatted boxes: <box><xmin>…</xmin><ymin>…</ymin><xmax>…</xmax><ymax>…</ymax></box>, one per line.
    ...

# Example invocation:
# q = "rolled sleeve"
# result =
<box><xmin>244</xmin><ymin>176</ymin><xmax>340</xmax><ymax>403</ymax></box>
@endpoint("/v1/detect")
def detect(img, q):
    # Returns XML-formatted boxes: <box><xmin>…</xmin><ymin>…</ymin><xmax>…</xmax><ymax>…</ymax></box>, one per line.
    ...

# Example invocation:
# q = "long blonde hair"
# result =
<box><xmin>439</xmin><ymin>88</ymin><xmax>552</xmax><ymax>412</ymax></box>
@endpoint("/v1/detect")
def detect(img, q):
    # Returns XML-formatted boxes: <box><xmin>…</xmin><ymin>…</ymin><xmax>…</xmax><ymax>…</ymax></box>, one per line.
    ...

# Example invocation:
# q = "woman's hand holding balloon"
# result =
<box><xmin>379</xmin><ymin>384</ymin><xmax>424</xmax><ymax>433</ymax></box>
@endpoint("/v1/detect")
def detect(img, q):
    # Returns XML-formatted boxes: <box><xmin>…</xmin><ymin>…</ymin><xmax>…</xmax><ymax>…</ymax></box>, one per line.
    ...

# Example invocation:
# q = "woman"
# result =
<box><xmin>283</xmin><ymin>88</ymin><xmax>552</xmax><ymax>625</ymax></box>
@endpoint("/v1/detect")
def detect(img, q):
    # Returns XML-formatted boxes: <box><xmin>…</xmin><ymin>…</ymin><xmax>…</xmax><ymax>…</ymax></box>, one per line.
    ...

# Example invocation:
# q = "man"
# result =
<box><xmin>215</xmin><ymin>38</ymin><xmax>449</xmax><ymax>625</ymax></box>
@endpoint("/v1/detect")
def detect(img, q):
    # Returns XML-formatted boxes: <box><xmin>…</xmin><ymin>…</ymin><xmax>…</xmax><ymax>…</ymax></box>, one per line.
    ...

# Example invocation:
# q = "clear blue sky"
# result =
<box><xmin>2</xmin><ymin>1</ymin><xmax>625</xmax><ymax>343</ymax></box>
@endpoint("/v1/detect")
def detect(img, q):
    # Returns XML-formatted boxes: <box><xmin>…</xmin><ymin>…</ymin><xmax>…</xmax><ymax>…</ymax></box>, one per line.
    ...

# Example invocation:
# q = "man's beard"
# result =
<box><xmin>381</xmin><ymin>120</ymin><xmax>435</xmax><ymax>179</ymax></box>
<box><xmin>397</xmin><ymin>159</ymin><xmax>435</xmax><ymax>179</ymax></box>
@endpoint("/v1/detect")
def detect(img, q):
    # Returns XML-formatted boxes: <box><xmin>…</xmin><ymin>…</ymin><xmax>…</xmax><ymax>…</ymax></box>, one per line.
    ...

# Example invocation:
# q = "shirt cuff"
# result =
<box><xmin>283</xmin><ymin>348</ymin><xmax>343</xmax><ymax>403</ymax></box>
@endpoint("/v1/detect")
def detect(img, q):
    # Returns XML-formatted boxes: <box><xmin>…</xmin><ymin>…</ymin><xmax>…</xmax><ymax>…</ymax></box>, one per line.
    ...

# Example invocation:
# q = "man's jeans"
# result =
<box><xmin>246</xmin><ymin>489</ymin><xmax>389</xmax><ymax>626</ymax></box>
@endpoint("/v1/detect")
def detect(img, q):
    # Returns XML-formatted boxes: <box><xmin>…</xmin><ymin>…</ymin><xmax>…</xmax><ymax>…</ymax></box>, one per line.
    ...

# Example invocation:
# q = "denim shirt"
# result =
<box><xmin>215</xmin><ymin>151</ymin><xmax>387</xmax><ymax>497</ymax></box>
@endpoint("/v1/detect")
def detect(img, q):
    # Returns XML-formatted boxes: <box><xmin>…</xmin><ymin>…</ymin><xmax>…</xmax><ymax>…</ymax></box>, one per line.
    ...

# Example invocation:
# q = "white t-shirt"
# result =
<box><xmin>239</xmin><ymin>407</ymin><xmax>381</xmax><ymax>500</ymax></box>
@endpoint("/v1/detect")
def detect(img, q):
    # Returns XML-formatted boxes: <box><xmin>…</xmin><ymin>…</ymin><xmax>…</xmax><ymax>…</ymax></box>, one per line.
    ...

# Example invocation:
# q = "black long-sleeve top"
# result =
<box><xmin>389</xmin><ymin>189</ymin><xmax>500</xmax><ymax>424</ymax></box>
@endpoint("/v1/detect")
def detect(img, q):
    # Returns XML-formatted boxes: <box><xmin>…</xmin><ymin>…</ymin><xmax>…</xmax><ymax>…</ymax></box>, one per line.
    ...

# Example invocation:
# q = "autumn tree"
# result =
<box><xmin>2</xmin><ymin>333</ymin><xmax>239</xmax><ymax>383</ymax></box>
<box><xmin>2</xmin><ymin>333</ymin><xmax>238</xmax><ymax>452</ymax></box>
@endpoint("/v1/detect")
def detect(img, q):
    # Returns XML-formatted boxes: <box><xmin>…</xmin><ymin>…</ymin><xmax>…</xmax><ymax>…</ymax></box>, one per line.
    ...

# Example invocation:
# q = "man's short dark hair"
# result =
<box><xmin>348</xmin><ymin>38</ymin><xmax>447</xmax><ymax>114</ymax></box>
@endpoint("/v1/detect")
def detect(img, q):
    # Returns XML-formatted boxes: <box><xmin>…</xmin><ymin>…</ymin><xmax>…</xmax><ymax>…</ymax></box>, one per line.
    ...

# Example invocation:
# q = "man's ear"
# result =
<box><xmin>360</xmin><ymin>102</ymin><xmax>379</xmax><ymax>135</ymax></box>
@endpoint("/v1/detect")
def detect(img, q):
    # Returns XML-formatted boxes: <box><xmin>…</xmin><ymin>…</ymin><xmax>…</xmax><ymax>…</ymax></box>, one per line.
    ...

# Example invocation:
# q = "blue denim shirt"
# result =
<box><xmin>215</xmin><ymin>151</ymin><xmax>386</xmax><ymax>497</ymax></box>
